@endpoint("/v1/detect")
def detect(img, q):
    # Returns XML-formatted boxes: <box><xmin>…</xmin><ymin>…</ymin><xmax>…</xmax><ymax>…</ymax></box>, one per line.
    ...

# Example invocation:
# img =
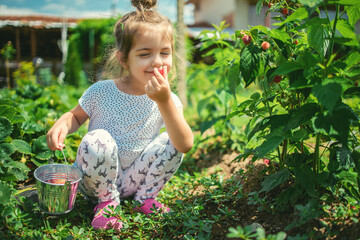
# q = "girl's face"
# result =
<box><xmin>125</xmin><ymin>25</ymin><xmax>173</xmax><ymax>93</ymax></box>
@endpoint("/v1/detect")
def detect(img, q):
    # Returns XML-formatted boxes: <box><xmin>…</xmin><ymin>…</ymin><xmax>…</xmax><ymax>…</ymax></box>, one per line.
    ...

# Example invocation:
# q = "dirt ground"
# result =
<box><xmin>189</xmin><ymin>148</ymin><xmax>360</xmax><ymax>240</ymax></box>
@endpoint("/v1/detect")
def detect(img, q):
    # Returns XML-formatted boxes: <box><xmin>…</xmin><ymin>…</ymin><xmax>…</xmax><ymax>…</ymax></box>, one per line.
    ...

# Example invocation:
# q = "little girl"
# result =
<box><xmin>46</xmin><ymin>0</ymin><xmax>193</xmax><ymax>231</ymax></box>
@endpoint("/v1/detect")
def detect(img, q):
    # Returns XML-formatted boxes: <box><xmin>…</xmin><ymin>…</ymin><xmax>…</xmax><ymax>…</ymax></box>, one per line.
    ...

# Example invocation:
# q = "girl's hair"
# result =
<box><xmin>103</xmin><ymin>0</ymin><xmax>175</xmax><ymax>82</ymax></box>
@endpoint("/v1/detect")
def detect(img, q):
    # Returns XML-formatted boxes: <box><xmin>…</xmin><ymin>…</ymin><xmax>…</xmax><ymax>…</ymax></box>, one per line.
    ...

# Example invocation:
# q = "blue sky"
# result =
<box><xmin>0</xmin><ymin>0</ymin><xmax>194</xmax><ymax>24</ymax></box>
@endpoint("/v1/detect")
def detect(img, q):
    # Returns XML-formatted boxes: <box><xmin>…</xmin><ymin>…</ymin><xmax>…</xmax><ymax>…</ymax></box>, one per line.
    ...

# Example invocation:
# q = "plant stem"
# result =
<box><xmin>281</xmin><ymin>139</ymin><xmax>288</xmax><ymax>168</ymax></box>
<box><xmin>329</xmin><ymin>5</ymin><xmax>339</xmax><ymax>57</ymax></box>
<box><xmin>314</xmin><ymin>133</ymin><xmax>321</xmax><ymax>176</ymax></box>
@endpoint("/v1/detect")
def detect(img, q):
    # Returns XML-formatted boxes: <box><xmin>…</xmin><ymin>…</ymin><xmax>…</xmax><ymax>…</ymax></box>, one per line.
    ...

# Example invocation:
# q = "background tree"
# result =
<box><xmin>1</xmin><ymin>41</ymin><xmax>16</xmax><ymax>88</ymax></box>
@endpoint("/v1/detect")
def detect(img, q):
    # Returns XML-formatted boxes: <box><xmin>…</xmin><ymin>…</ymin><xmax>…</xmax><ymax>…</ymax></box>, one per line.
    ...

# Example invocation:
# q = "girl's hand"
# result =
<box><xmin>145</xmin><ymin>66</ymin><xmax>171</xmax><ymax>103</ymax></box>
<box><xmin>46</xmin><ymin>123</ymin><xmax>68</xmax><ymax>151</ymax></box>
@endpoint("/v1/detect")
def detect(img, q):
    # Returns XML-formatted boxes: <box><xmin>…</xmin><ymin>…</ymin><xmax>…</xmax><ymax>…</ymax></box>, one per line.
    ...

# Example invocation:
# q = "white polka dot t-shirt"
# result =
<box><xmin>79</xmin><ymin>79</ymin><xmax>183</xmax><ymax>169</ymax></box>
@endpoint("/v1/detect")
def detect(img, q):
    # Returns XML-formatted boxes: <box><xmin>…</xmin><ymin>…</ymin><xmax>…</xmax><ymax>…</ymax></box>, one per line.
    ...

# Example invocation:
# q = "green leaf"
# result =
<box><xmin>330</xmin><ymin>103</ymin><xmax>358</xmax><ymax>144</ymax></box>
<box><xmin>0</xmin><ymin>143</ymin><xmax>16</xmax><ymax>158</ymax></box>
<box><xmin>329</xmin><ymin>147</ymin><xmax>351</xmax><ymax>172</ymax></box>
<box><xmin>0</xmin><ymin>181</ymin><xmax>12</xmax><ymax>205</ymax></box>
<box><xmin>275</xmin><ymin>7</ymin><xmax>309</xmax><ymax>26</ymax></box>
<box><xmin>347</xmin><ymin>3</ymin><xmax>360</xmax><ymax>27</ymax></box>
<box><xmin>290</xmin><ymin>129</ymin><xmax>309</xmax><ymax>142</ymax></box>
<box><xmin>335</xmin><ymin>19</ymin><xmax>359</xmax><ymax>47</ymax></box>
<box><xmin>256</xmin><ymin>134</ymin><xmax>284</xmax><ymax>158</ymax></box>
<box><xmin>0</xmin><ymin>105</ymin><xmax>16</xmax><ymax>120</ymax></box>
<box><xmin>215</xmin><ymin>89</ymin><xmax>234</xmax><ymax>107</ymax></box>
<box><xmin>32</xmin><ymin>135</ymin><xmax>52</xmax><ymax>160</ymax></box>
<box><xmin>285</xmin><ymin>103</ymin><xmax>320</xmax><ymax>132</ymax></box>
<box><xmin>200</xmin><ymin>116</ymin><xmax>226</xmax><ymax>135</ymax></box>
<box><xmin>312</xmin><ymin>82</ymin><xmax>342</xmax><ymax>112</ymax></box>
<box><xmin>312</xmin><ymin>112</ymin><xmax>337</xmax><ymax>135</ymax></box>
<box><xmin>293</xmin><ymin>165</ymin><xmax>318</xmax><ymax>197</ymax></box>
<box><xmin>345</xmin><ymin>51</ymin><xmax>360</xmax><ymax>67</ymax></box>
<box><xmin>4</xmin><ymin>161</ymin><xmax>30</xmax><ymax>181</ymax></box>
<box><xmin>269</xmin><ymin>29</ymin><xmax>291</xmax><ymax>43</ymax></box>
<box><xmin>270</xmin><ymin>62</ymin><xmax>304</xmax><ymax>80</ymax></box>
<box><xmin>256</xmin><ymin>0</ymin><xmax>265</xmax><ymax>16</ymax></box>
<box><xmin>299</xmin><ymin>0</ymin><xmax>324</xmax><ymax>8</ymax></box>
<box><xmin>0</xmin><ymin>117</ymin><xmax>12</xmax><ymax>142</ymax></box>
<box><xmin>308</xmin><ymin>22</ymin><xmax>330</xmax><ymax>57</ymax></box>
<box><xmin>12</xmin><ymin>139</ymin><xmax>32</xmax><ymax>154</ymax></box>
<box><xmin>227</xmin><ymin>61</ymin><xmax>241</xmax><ymax>96</ymax></box>
<box><xmin>344</xmin><ymin>87</ymin><xmax>360</xmax><ymax>96</ymax></box>
<box><xmin>240</xmin><ymin>45</ymin><xmax>261</xmax><ymax>87</ymax></box>
<box><xmin>327</xmin><ymin>0</ymin><xmax>360</xmax><ymax>5</ymax></box>
<box><xmin>259</xmin><ymin>168</ymin><xmax>290</xmax><ymax>193</ymax></box>
<box><xmin>337</xmin><ymin>171</ymin><xmax>358</xmax><ymax>185</ymax></box>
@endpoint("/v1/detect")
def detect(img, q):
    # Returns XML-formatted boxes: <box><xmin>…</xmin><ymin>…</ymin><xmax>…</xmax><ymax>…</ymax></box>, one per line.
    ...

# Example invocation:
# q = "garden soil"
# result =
<box><xmin>190</xmin><ymin>148</ymin><xmax>360</xmax><ymax>240</ymax></box>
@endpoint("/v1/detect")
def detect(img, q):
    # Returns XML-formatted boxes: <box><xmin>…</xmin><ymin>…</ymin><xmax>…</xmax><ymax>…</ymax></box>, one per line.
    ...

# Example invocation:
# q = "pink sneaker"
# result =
<box><xmin>137</xmin><ymin>198</ymin><xmax>171</xmax><ymax>215</ymax></box>
<box><xmin>91</xmin><ymin>201</ymin><xmax>123</xmax><ymax>231</ymax></box>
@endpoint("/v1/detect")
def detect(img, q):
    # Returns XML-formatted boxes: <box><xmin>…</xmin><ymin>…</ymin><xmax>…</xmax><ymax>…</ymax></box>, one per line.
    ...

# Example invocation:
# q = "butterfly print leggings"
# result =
<box><xmin>74</xmin><ymin>129</ymin><xmax>183</xmax><ymax>204</ymax></box>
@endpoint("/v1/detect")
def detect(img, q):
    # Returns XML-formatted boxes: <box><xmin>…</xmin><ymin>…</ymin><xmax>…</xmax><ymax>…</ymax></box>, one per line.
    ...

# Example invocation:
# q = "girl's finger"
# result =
<box><xmin>154</xmin><ymin>68</ymin><xmax>165</xmax><ymax>84</ymax></box>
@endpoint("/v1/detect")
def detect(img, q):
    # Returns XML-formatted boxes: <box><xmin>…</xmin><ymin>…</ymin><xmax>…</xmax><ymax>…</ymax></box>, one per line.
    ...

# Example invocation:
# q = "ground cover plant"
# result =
<box><xmin>1</xmin><ymin>0</ymin><xmax>360</xmax><ymax>239</ymax></box>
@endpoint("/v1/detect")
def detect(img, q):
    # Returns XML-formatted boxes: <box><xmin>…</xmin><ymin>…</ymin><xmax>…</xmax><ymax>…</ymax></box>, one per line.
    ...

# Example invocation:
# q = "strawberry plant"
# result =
<box><xmin>197</xmin><ymin>0</ymin><xmax>360</xmax><ymax>212</ymax></box>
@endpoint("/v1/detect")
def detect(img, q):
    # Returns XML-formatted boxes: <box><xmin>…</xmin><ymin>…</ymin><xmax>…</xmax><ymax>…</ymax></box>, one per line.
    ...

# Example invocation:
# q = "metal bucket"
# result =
<box><xmin>34</xmin><ymin>164</ymin><xmax>83</xmax><ymax>215</ymax></box>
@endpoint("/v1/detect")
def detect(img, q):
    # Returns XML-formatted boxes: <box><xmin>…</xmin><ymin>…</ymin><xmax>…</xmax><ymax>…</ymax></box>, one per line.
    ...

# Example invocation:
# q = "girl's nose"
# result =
<box><xmin>152</xmin><ymin>54</ymin><xmax>163</xmax><ymax>68</ymax></box>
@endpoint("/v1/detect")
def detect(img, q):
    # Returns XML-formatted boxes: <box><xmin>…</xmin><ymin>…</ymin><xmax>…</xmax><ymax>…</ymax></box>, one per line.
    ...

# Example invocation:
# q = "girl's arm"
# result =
<box><xmin>157</xmin><ymin>101</ymin><xmax>194</xmax><ymax>153</ymax></box>
<box><xmin>46</xmin><ymin>104</ymin><xmax>89</xmax><ymax>151</ymax></box>
<box><xmin>145</xmin><ymin>67</ymin><xmax>193</xmax><ymax>153</ymax></box>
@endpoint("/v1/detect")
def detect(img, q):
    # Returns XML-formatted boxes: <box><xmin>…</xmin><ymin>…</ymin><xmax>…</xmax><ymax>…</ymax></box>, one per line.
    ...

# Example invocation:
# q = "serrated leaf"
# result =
<box><xmin>215</xmin><ymin>89</ymin><xmax>234</xmax><ymax>107</ymax></box>
<box><xmin>32</xmin><ymin>135</ymin><xmax>52</xmax><ymax>160</ymax></box>
<box><xmin>312</xmin><ymin>82</ymin><xmax>342</xmax><ymax>112</ymax></box>
<box><xmin>284</xmin><ymin>103</ymin><xmax>320</xmax><ymax>132</ymax></box>
<box><xmin>299</xmin><ymin>0</ymin><xmax>324</xmax><ymax>8</ymax></box>
<box><xmin>256</xmin><ymin>135</ymin><xmax>284</xmax><ymax>158</ymax></box>
<box><xmin>312</xmin><ymin>112</ymin><xmax>337</xmax><ymax>135</ymax></box>
<box><xmin>345</xmin><ymin>51</ymin><xmax>360</xmax><ymax>67</ymax></box>
<box><xmin>0</xmin><ymin>143</ymin><xmax>16</xmax><ymax>158</ymax></box>
<box><xmin>200</xmin><ymin>116</ymin><xmax>226</xmax><ymax>134</ymax></box>
<box><xmin>259</xmin><ymin>168</ymin><xmax>290</xmax><ymax>193</ymax></box>
<box><xmin>240</xmin><ymin>45</ymin><xmax>261</xmax><ymax>87</ymax></box>
<box><xmin>347</xmin><ymin>3</ymin><xmax>360</xmax><ymax>27</ymax></box>
<box><xmin>344</xmin><ymin>87</ymin><xmax>360</xmax><ymax>96</ymax></box>
<box><xmin>275</xmin><ymin>7</ymin><xmax>309</xmax><ymax>26</ymax></box>
<box><xmin>308</xmin><ymin>22</ymin><xmax>330</xmax><ymax>57</ymax></box>
<box><xmin>270</xmin><ymin>29</ymin><xmax>291</xmax><ymax>43</ymax></box>
<box><xmin>227</xmin><ymin>61</ymin><xmax>241</xmax><ymax>96</ymax></box>
<box><xmin>0</xmin><ymin>105</ymin><xmax>17</xmax><ymax>120</ymax></box>
<box><xmin>0</xmin><ymin>181</ymin><xmax>12</xmax><ymax>205</ymax></box>
<box><xmin>12</xmin><ymin>139</ymin><xmax>32</xmax><ymax>154</ymax></box>
<box><xmin>331</xmin><ymin>103</ymin><xmax>358</xmax><ymax>144</ymax></box>
<box><xmin>256</xmin><ymin>0</ymin><xmax>265</xmax><ymax>16</ymax></box>
<box><xmin>270</xmin><ymin>62</ymin><xmax>304</xmax><ymax>80</ymax></box>
<box><xmin>335</xmin><ymin>18</ymin><xmax>359</xmax><ymax>46</ymax></box>
<box><xmin>6</xmin><ymin>161</ymin><xmax>30</xmax><ymax>181</ymax></box>
<box><xmin>0</xmin><ymin>117</ymin><xmax>12</xmax><ymax>141</ymax></box>
<box><xmin>293</xmin><ymin>165</ymin><xmax>318</xmax><ymax>197</ymax></box>
<box><xmin>329</xmin><ymin>147</ymin><xmax>351</xmax><ymax>172</ymax></box>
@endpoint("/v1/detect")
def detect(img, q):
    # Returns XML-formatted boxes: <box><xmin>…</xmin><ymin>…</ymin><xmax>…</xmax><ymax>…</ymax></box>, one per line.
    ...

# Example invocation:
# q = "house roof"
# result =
<box><xmin>0</xmin><ymin>15</ymin><xmax>79</xmax><ymax>29</ymax></box>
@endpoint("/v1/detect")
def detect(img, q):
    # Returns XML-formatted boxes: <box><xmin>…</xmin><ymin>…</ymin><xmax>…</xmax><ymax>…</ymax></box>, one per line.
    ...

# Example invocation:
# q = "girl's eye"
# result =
<box><xmin>161</xmin><ymin>52</ymin><xmax>170</xmax><ymax>56</ymax></box>
<box><xmin>139</xmin><ymin>53</ymin><xmax>150</xmax><ymax>57</ymax></box>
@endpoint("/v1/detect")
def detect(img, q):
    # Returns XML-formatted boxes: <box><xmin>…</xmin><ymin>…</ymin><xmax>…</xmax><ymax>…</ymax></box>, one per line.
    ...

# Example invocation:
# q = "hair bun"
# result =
<box><xmin>131</xmin><ymin>0</ymin><xmax>157</xmax><ymax>10</ymax></box>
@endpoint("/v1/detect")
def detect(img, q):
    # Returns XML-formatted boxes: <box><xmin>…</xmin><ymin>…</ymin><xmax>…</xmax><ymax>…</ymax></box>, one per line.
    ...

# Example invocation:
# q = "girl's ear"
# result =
<box><xmin>116</xmin><ymin>51</ymin><xmax>127</xmax><ymax>69</ymax></box>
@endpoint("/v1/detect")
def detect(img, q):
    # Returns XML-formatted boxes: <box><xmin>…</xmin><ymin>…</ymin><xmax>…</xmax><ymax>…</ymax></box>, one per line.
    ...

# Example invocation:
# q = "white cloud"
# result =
<box><xmin>74</xmin><ymin>0</ymin><xmax>86</xmax><ymax>6</ymax></box>
<box><xmin>41</xmin><ymin>3</ymin><xmax>67</xmax><ymax>12</ymax></box>
<box><xmin>0</xmin><ymin>5</ymin><xmax>38</xmax><ymax>16</ymax></box>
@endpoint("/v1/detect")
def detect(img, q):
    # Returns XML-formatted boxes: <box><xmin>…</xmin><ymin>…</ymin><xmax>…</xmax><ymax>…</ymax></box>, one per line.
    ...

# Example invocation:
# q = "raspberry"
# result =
<box><xmin>273</xmin><ymin>75</ymin><xmax>282</xmax><ymax>83</ymax></box>
<box><xmin>242</xmin><ymin>35</ymin><xmax>252</xmax><ymax>45</ymax></box>
<box><xmin>261</xmin><ymin>41</ymin><xmax>270</xmax><ymax>50</ymax></box>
